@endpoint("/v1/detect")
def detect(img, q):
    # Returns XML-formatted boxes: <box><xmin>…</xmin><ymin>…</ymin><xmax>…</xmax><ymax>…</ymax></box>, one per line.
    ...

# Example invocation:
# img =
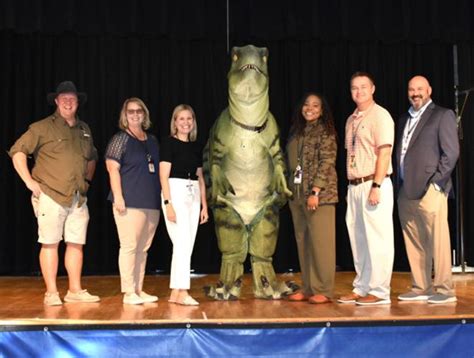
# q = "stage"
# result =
<box><xmin>1</xmin><ymin>272</ymin><xmax>474</xmax><ymax>356</ymax></box>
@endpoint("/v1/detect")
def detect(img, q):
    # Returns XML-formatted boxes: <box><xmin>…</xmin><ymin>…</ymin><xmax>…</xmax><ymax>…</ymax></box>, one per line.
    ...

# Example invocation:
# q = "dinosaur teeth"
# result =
<box><xmin>240</xmin><ymin>64</ymin><xmax>262</xmax><ymax>73</ymax></box>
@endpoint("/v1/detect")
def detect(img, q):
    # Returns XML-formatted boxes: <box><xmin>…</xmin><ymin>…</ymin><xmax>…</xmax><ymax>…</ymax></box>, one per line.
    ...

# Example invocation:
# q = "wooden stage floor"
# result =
<box><xmin>1</xmin><ymin>272</ymin><xmax>473</xmax><ymax>327</ymax></box>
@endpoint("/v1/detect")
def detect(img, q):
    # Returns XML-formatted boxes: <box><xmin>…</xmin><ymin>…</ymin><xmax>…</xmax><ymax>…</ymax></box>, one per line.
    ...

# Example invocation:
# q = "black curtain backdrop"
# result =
<box><xmin>1</xmin><ymin>0</ymin><xmax>473</xmax><ymax>275</ymax></box>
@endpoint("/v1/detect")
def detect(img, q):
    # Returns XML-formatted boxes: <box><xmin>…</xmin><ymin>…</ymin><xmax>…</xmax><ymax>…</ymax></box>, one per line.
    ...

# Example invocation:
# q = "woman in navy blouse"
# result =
<box><xmin>105</xmin><ymin>98</ymin><xmax>161</xmax><ymax>305</ymax></box>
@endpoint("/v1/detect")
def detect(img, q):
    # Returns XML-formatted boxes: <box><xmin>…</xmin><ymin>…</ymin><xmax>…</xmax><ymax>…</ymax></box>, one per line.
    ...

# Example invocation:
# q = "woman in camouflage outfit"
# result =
<box><xmin>286</xmin><ymin>92</ymin><xmax>338</xmax><ymax>304</ymax></box>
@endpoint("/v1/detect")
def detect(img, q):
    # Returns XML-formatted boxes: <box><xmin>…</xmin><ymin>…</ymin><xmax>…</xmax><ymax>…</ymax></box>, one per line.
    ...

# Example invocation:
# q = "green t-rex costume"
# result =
<box><xmin>203</xmin><ymin>45</ymin><xmax>297</xmax><ymax>300</ymax></box>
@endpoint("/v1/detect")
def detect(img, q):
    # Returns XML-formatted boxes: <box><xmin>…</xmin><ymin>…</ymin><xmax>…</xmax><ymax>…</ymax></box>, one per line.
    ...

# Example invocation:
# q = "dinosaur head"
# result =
<box><xmin>228</xmin><ymin>45</ymin><xmax>269</xmax><ymax>125</ymax></box>
<box><xmin>228</xmin><ymin>45</ymin><xmax>269</xmax><ymax>104</ymax></box>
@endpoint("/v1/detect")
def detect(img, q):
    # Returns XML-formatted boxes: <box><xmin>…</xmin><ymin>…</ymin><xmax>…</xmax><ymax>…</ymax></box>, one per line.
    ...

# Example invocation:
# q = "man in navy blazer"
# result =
<box><xmin>396</xmin><ymin>75</ymin><xmax>459</xmax><ymax>304</ymax></box>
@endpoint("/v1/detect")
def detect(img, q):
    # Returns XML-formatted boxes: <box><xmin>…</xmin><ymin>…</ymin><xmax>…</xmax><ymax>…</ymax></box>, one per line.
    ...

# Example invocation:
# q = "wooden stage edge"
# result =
<box><xmin>1</xmin><ymin>272</ymin><xmax>474</xmax><ymax>328</ymax></box>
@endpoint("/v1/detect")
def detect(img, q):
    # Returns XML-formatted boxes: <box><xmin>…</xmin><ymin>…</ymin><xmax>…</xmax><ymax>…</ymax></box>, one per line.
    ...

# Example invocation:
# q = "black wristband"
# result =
<box><xmin>372</xmin><ymin>182</ymin><xmax>381</xmax><ymax>188</ymax></box>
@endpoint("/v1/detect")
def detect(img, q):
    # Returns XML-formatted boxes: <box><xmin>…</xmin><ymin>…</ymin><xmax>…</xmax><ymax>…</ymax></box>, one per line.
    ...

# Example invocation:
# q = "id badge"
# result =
<box><xmin>186</xmin><ymin>181</ymin><xmax>194</xmax><ymax>197</ymax></box>
<box><xmin>293</xmin><ymin>165</ymin><xmax>302</xmax><ymax>184</ymax></box>
<box><xmin>147</xmin><ymin>154</ymin><xmax>155</xmax><ymax>173</ymax></box>
<box><xmin>148</xmin><ymin>162</ymin><xmax>155</xmax><ymax>173</ymax></box>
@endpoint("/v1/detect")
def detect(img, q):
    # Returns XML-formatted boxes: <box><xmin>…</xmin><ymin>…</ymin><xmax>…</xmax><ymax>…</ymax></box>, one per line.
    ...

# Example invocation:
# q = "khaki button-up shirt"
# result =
<box><xmin>9</xmin><ymin>112</ymin><xmax>98</xmax><ymax>207</ymax></box>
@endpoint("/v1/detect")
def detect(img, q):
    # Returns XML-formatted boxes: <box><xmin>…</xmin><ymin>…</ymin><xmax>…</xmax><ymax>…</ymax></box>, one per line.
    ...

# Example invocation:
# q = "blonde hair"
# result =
<box><xmin>170</xmin><ymin>104</ymin><xmax>198</xmax><ymax>142</ymax></box>
<box><xmin>118</xmin><ymin>97</ymin><xmax>151</xmax><ymax>131</ymax></box>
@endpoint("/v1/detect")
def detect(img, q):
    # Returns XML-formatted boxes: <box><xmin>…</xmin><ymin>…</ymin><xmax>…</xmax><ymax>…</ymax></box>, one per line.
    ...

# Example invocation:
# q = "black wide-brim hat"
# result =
<box><xmin>47</xmin><ymin>81</ymin><xmax>87</xmax><ymax>105</ymax></box>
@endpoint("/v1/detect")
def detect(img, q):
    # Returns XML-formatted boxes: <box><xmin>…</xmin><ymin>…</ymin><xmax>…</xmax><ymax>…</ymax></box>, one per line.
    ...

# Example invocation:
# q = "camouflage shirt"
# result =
<box><xmin>286</xmin><ymin>119</ymin><xmax>338</xmax><ymax>204</ymax></box>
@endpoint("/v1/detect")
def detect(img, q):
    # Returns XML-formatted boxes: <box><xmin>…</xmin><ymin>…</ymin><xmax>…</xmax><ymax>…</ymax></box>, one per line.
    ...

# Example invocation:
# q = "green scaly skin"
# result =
<box><xmin>203</xmin><ymin>45</ymin><xmax>296</xmax><ymax>300</ymax></box>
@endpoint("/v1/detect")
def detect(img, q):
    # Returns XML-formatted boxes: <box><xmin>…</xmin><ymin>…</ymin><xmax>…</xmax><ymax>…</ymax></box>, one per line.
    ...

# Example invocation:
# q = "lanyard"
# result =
<box><xmin>348</xmin><ymin>115</ymin><xmax>364</xmax><ymax>168</ymax></box>
<box><xmin>350</xmin><ymin>116</ymin><xmax>364</xmax><ymax>151</ymax></box>
<box><xmin>402</xmin><ymin>113</ymin><xmax>421</xmax><ymax>153</ymax></box>
<box><xmin>296</xmin><ymin>135</ymin><xmax>305</xmax><ymax>168</ymax></box>
<box><xmin>127</xmin><ymin>129</ymin><xmax>155</xmax><ymax>173</ymax></box>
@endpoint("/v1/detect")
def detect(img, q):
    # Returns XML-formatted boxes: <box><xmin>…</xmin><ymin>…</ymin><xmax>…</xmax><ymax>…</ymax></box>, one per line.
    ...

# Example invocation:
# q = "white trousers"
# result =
<box><xmin>163</xmin><ymin>178</ymin><xmax>201</xmax><ymax>289</ymax></box>
<box><xmin>345</xmin><ymin>178</ymin><xmax>394</xmax><ymax>300</ymax></box>
<box><xmin>113</xmin><ymin>207</ymin><xmax>160</xmax><ymax>293</ymax></box>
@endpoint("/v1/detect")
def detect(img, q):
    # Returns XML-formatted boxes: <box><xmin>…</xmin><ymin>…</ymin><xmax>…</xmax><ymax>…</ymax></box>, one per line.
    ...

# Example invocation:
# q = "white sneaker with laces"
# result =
<box><xmin>138</xmin><ymin>291</ymin><xmax>158</xmax><ymax>303</ymax></box>
<box><xmin>44</xmin><ymin>292</ymin><xmax>62</xmax><ymax>306</ymax></box>
<box><xmin>64</xmin><ymin>289</ymin><xmax>100</xmax><ymax>303</ymax></box>
<box><xmin>123</xmin><ymin>293</ymin><xmax>145</xmax><ymax>305</ymax></box>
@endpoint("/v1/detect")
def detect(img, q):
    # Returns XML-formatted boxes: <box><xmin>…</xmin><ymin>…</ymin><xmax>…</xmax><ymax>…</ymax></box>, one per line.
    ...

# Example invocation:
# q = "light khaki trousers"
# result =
<box><xmin>113</xmin><ymin>207</ymin><xmax>160</xmax><ymax>293</ymax></box>
<box><xmin>398</xmin><ymin>184</ymin><xmax>454</xmax><ymax>296</ymax></box>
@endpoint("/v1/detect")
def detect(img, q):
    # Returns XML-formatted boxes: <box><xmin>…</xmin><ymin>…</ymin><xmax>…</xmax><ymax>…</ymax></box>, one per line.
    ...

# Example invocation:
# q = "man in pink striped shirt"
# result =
<box><xmin>338</xmin><ymin>72</ymin><xmax>395</xmax><ymax>306</ymax></box>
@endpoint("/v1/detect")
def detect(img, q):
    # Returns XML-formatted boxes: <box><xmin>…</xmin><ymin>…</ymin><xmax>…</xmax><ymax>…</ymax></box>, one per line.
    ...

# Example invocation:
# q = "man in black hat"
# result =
<box><xmin>9</xmin><ymin>81</ymin><xmax>100</xmax><ymax>305</ymax></box>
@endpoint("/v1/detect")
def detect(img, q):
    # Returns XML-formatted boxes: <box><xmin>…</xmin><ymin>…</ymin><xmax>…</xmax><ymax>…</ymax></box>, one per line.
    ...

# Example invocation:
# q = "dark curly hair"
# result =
<box><xmin>289</xmin><ymin>92</ymin><xmax>337</xmax><ymax>139</ymax></box>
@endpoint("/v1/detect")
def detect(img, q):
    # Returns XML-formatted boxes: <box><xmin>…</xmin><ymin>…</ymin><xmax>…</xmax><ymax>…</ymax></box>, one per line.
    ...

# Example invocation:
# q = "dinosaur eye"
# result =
<box><xmin>232</xmin><ymin>54</ymin><xmax>238</xmax><ymax>62</ymax></box>
<box><xmin>262</xmin><ymin>55</ymin><xmax>267</xmax><ymax>63</ymax></box>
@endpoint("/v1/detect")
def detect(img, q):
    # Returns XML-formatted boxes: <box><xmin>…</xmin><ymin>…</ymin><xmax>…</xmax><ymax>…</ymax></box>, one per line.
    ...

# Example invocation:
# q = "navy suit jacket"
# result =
<box><xmin>395</xmin><ymin>102</ymin><xmax>459</xmax><ymax>200</ymax></box>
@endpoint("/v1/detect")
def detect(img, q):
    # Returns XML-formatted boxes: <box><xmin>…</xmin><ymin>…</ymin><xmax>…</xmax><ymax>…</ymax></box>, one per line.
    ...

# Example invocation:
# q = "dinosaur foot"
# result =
<box><xmin>254</xmin><ymin>276</ymin><xmax>300</xmax><ymax>300</ymax></box>
<box><xmin>203</xmin><ymin>278</ymin><xmax>242</xmax><ymax>301</ymax></box>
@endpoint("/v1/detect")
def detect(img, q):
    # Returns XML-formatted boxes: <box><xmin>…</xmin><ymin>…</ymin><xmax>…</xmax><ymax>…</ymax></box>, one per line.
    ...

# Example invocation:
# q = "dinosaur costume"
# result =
<box><xmin>204</xmin><ymin>45</ymin><xmax>297</xmax><ymax>300</ymax></box>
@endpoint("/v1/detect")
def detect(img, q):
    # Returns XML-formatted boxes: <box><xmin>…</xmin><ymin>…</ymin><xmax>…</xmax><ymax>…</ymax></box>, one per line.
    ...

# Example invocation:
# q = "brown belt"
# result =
<box><xmin>348</xmin><ymin>174</ymin><xmax>389</xmax><ymax>186</ymax></box>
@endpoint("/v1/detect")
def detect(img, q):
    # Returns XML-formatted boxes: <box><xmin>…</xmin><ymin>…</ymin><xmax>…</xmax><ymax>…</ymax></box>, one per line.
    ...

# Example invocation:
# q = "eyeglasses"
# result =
<box><xmin>126</xmin><ymin>109</ymin><xmax>144</xmax><ymax>115</ymax></box>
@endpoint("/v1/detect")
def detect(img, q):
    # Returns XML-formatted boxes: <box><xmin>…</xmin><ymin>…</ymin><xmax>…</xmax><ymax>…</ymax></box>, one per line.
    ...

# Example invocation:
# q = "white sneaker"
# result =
<box><xmin>64</xmin><ymin>289</ymin><xmax>100</xmax><ymax>303</ymax></box>
<box><xmin>123</xmin><ymin>293</ymin><xmax>145</xmax><ymax>305</ymax></box>
<box><xmin>138</xmin><ymin>291</ymin><xmax>158</xmax><ymax>303</ymax></box>
<box><xmin>44</xmin><ymin>292</ymin><xmax>62</xmax><ymax>306</ymax></box>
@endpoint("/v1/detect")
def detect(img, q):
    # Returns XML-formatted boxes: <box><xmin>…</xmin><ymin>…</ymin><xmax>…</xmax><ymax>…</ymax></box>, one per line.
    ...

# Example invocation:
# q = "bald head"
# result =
<box><xmin>408</xmin><ymin>76</ymin><xmax>432</xmax><ymax>110</ymax></box>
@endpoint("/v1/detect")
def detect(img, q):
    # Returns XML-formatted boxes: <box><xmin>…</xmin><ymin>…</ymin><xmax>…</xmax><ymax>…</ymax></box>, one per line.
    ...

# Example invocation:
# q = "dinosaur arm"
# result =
<box><xmin>208</xmin><ymin>124</ymin><xmax>235</xmax><ymax>201</ymax></box>
<box><xmin>265</xmin><ymin>119</ymin><xmax>292</xmax><ymax>198</ymax></box>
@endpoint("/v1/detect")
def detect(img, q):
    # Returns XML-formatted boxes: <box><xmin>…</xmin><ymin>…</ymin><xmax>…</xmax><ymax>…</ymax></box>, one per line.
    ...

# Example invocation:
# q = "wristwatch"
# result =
<box><xmin>164</xmin><ymin>199</ymin><xmax>171</xmax><ymax>205</ymax></box>
<box><xmin>311</xmin><ymin>190</ymin><xmax>320</xmax><ymax>197</ymax></box>
<box><xmin>371</xmin><ymin>182</ymin><xmax>381</xmax><ymax>188</ymax></box>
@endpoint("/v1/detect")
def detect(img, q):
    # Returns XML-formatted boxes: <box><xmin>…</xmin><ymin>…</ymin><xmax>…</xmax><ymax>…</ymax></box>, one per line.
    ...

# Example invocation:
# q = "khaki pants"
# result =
<box><xmin>398</xmin><ymin>184</ymin><xmax>453</xmax><ymax>296</ymax></box>
<box><xmin>113</xmin><ymin>207</ymin><xmax>160</xmax><ymax>293</ymax></box>
<box><xmin>289</xmin><ymin>200</ymin><xmax>335</xmax><ymax>297</ymax></box>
